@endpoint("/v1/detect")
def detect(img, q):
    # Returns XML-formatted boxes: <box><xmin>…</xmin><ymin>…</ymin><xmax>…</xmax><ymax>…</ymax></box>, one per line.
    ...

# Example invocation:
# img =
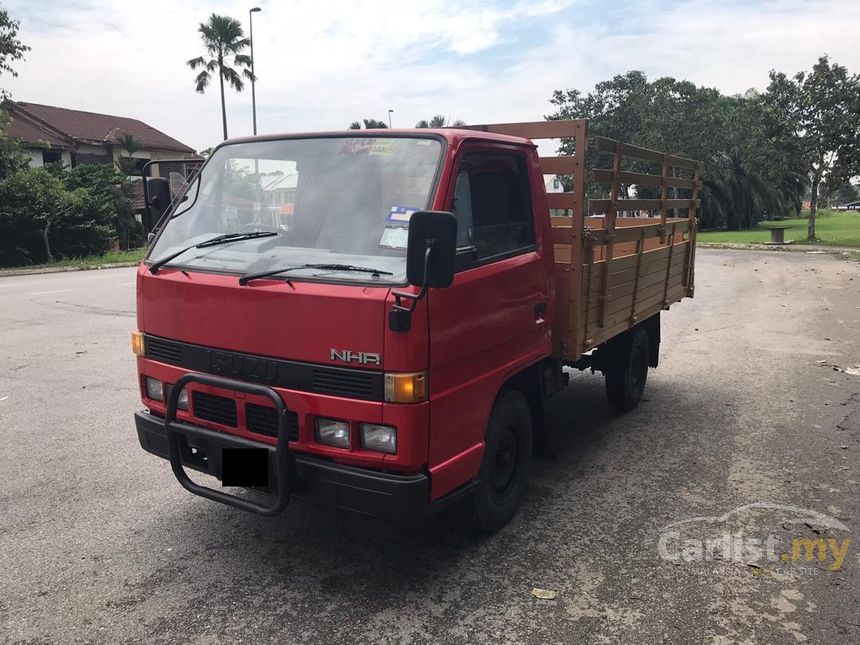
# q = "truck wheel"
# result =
<box><xmin>605</xmin><ymin>326</ymin><xmax>650</xmax><ymax>412</ymax></box>
<box><xmin>471</xmin><ymin>390</ymin><xmax>532</xmax><ymax>533</ymax></box>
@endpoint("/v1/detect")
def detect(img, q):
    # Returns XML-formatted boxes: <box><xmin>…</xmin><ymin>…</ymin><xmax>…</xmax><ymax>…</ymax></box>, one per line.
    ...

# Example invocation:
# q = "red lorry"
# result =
<box><xmin>133</xmin><ymin>120</ymin><xmax>700</xmax><ymax>531</ymax></box>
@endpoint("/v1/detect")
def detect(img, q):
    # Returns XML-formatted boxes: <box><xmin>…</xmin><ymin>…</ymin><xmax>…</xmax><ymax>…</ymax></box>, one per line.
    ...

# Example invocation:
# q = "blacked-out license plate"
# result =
<box><xmin>222</xmin><ymin>448</ymin><xmax>269</xmax><ymax>487</ymax></box>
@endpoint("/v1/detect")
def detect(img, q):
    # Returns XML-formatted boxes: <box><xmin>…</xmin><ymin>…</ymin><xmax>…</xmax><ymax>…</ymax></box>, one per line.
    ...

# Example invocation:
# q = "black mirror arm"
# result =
<box><xmin>389</xmin><ymin>243</ymin><xmax>434</xmax><ymax>332</ymax></box>
<box><xmin>392</xmin><ymin>243</ymin><xmax>434</xmax><ymax>311</ymax></box>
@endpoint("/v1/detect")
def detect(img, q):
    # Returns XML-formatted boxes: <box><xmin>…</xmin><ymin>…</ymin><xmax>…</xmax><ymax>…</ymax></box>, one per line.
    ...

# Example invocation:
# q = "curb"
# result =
<box><xmin>0</xmin><ymin>261</ymin><xmax>140</xmax><ymax>278</ymax></box>
<box><xmin>698</xmin><ymin>242</ymin><xmax>860</xmax><ymax>257</ymax></box>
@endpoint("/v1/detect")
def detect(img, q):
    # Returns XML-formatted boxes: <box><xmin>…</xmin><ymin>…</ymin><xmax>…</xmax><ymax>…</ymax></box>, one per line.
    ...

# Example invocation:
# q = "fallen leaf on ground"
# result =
<box><xmin>531</xmin><ymin>588</ymin><xmax>557</xmax><ymax>600</ymax></box>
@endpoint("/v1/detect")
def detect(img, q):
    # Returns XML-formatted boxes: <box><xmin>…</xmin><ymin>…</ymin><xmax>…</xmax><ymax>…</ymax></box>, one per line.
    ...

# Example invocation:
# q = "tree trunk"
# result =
<box><xmin>219</xmin><ymin>58</ymin><xmax>228</xmax><ymax>141</ymax></box>
<box><xmin>808</xmin><ymin>176</ymin><xmax>819</xmax><ymax>241</ymax></box>
<box><xmin>42</xmin><ymin>218</ymin><xmax>54</xmax><ymax>263</ymax></box>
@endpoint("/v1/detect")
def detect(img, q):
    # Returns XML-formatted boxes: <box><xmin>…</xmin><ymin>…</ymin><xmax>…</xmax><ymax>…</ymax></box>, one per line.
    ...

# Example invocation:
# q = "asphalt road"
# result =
<box><xmin>1</xmin><ymin>250</ymin><xmax>858</xmax><ymax>644</ymax></box>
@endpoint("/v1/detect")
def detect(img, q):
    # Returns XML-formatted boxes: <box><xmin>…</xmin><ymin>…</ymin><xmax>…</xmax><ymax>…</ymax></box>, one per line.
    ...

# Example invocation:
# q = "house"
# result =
<box><xmin>4</xmin><ymin>100</ymin><xmax>198</xmax><ymax>172</ymax></box>
<box><xmin>835</xmin><ymin>200</ymin><xmax>860</xmax><ymax>211</ymax></box>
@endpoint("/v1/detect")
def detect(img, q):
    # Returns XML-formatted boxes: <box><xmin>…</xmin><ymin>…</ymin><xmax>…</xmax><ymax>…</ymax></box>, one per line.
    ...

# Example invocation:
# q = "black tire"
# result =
<box><xmin>605</xmin><ymin>326</ymin><xmax>650</xmax><ymax>412</ymax></box>
<box><xmin>471</xmin><ymin>390</ymin><xmax>532</xmax><ymax>533</ymax></box>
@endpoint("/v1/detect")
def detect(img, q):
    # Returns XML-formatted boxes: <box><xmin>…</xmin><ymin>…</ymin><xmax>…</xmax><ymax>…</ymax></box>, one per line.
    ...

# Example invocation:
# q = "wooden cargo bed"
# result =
<box><xmin>470</xmin><ymin>119</ymin><xmax>701</xmax><ymax>361</ymax></box>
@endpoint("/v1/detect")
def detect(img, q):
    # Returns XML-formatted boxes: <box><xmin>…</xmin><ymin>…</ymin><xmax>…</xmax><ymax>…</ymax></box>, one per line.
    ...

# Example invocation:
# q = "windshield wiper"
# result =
<box><xmin>148</xmin><ymin>231</ymin><xmax>277</xmax><ymax>274</ymax></box>
<box><xmin>239</xmin><ymin>263</ymin><xmax>393</xmax><ymax>285</ymax></box>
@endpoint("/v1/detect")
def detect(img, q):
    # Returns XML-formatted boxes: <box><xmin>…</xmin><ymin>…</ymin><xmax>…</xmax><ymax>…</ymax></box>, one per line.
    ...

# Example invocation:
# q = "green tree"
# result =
<box><xmin>0</xmin><ymin>6</ymin><xmax>29</xmax><ymax>99</ymax></box>
<box><xmin>0</xmin><ymin>103</ymin><xmax>26</xmax><ymax>179</ymax></box>
<box><xmin>187</xmin><ymin>14</ymin><xmax>254</xmax><ymax>141</ymax></box>
<box><xmin>65</xmin><ymin>164</ymin><xmax>139</xmax><ymax>250</ymax></box>
<box><xmin>763</xmin><ymin>56</ymin><xmax>860</xmax><ymax>239</ymax></box>
<box><xmin>831</xmin><ymin>182</ymin><xmax>859</xmax><ymax>205</ymax></box>
<box><xmin>348</xmin><ymin>119</ymin><xmax>388</xmax><ymax>129</ymax></box>
<box><xmin>547</xmin><ymin>72</ymin><xmax>806</xmax><ymax>229</ymax></box>
<box><xmin>0</xmin><ymin>167</ymin><xmax>88</xmax><ymax>262</ymax></box>
<box><xmin>415</xmin><ymin>115</ymin><xmax>467</xmax><ymax>128</ymax></box>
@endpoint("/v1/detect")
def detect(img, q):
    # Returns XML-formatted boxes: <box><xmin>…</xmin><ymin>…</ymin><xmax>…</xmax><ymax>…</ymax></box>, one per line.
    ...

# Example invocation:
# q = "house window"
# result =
<box><xmin>42</xmin><ymin>150</ymin><xmax>62</xmax><ymax>165</ymax></box>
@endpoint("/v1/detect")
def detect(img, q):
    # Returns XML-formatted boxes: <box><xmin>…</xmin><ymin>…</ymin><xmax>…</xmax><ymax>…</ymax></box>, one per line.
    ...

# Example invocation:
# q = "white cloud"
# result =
<box><xmin>3</xmin><ymin>0</ymin><xmax>858</xmax><ymax>153</ymax></box>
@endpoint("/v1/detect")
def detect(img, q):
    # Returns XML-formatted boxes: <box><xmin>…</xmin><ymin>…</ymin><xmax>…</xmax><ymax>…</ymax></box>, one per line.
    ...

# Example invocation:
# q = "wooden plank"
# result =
<box><xmin>547</xmin><ymin>192</ymin><xmax>577</xmax><ymax>210</ymax></box>
<box><xmin>590</xmin><ymin>168</ymin><xmax>698</xmax><ymax>190</ymax></box>
<box><xmin>629</xmin><ymin>228</ymin><xmax>647</xmax><ymax>321</ymax></box>
<box><xmin>568</xmin><ymin>119</ymin><xmax>588</xmax><ymax>358</ymax></box>
<box><xmin>585</xmin><ymin>294</ymin><xmax>681</xmax><ymax>348</ymax></box>
<box><xmin>585</xmin><ymin>268</ymin><xmax>686</xmax><ymax>327</ymax></box>
<box><xmin>589</xmin><ymin>198</ymin><xmax>696</xmax><ymax>213</ymax></box>
<box><xmin>589</xmin><ymin>284</ymin><xmax>688</xmax><ymax>345</ymax></box>
<box><xmin>598</xmin><ymin>140</ymin><xmax>622</xmax><ymax>327</ymax></box>
<box><xmin>591</xmin><ymin>136</ymin><xmax>698</xmax><ymax>169</ymax></box>
<box><xmin>552</xmin><ymin>227</ymin><xmax>574</xmax><ymax>246</ymax></box>
<box><xmin>586</xmin><ymin>242</ymin><xmax>676</xmax><ymax>277</ymax></box>
<box><xmin>663</xmin><ymin>224</ymin><xmax>678</xmax><ymax>304</ymax></box>
<box><xmin>540</xmin><ymin>156</ymin><xmax>576</xmax><ymax>175</ymax></box>
<box><xmin>552</xmin><ymin>270</ymin><xmax>570</xmax><ymax>357</ymax></box>
<box><xmin>585</xmin><ymin>278</ymin><xmax>687</xmax><ymax>334</ymax></box>
<box><xmin>584</xmin><ymin>253</ymin><xmax>685</xmax><ymax>306</ymax></box>
<box><xmin>468</xmin><ymin>119</ymin><xmax>586</xmax><ymax>140</ymax></box>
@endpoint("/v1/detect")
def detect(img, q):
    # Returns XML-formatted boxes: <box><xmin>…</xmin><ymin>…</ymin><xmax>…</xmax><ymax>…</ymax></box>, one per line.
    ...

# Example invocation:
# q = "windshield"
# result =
<box><xmin>146</xmin><ymin>135</ymin><xmax>443</xmax><ymax>284</ymax></box>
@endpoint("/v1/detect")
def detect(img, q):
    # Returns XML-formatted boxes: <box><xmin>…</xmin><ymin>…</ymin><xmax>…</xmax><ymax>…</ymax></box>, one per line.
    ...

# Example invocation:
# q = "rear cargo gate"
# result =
<box><xmin>163</xmin><ymin>373</ymin><xmax>292</xmax><ymax>516</ymax></box>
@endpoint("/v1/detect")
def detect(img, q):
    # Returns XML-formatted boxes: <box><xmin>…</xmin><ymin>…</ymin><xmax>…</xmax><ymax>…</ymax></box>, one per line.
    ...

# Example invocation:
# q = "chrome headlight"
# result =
<box><xmin>360</xmin><ymin>423</ymin><xmax>397</xmax><ymax>454</ymax></box>
<box><xmin>315</xmin><ymin>418</ymin><xmax>350</xmax><ymax>449</ymax></box>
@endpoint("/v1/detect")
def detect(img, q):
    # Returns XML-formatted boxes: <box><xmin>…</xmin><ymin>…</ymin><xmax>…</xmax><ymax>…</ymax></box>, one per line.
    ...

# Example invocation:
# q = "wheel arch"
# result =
<box><xmin>496</xmin><ymin>359</ymin><xmax>551</xmax><ymax>457</ymax></box>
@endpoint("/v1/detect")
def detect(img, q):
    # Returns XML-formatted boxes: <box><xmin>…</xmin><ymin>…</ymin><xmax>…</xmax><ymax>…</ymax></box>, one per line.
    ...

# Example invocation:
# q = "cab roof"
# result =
<box><xmin>222</xmin><ymin>128</ymin><xmax>536</xmax><ymax>148</ymax></box>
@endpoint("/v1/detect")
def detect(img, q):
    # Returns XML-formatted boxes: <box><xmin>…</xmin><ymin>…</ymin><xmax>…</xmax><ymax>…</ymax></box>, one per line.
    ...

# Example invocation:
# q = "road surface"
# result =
<box><xmin>1</xmin><ymin>250</ymin><xmax>858</xmax><ymax>644</ymax></box>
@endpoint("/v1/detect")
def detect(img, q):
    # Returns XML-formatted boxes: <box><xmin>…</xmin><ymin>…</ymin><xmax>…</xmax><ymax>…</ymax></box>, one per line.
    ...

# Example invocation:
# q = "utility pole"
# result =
<box><xmin>249</xmin><ymin>7</ymin><xmax>262</xmax><ymax>135</ymax></box>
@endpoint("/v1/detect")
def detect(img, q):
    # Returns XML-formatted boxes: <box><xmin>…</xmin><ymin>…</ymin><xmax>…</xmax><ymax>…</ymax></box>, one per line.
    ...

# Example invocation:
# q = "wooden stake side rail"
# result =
<box><xmin>465</xmin><ymin>119</ymin><xmax>700</xmax><ymax>361</ymax></box>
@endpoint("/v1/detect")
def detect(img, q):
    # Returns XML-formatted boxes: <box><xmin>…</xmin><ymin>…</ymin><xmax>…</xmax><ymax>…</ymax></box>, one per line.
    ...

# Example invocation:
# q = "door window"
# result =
<box><xmin>452</xmin><ymin>152</ymin><xmax>535</xmax><ymax>263</ymax></box>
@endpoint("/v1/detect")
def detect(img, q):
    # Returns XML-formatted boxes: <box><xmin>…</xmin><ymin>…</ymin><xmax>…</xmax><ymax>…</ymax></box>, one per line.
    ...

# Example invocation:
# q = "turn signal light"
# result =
<box><xmin>384</xmin><ymin>371</ymin><xmax>428</xmax><ymax>403</ymax></box>
<box><xmin>131</xmin><ymin>330</ymin><xmax>145</xmax><ymax>356</ymax></box>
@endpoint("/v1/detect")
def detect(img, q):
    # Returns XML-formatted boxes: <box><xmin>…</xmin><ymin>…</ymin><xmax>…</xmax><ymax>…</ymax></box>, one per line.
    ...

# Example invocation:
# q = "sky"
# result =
<box><xmin>3</xmin><ymin>0</ymin><xmax>859</xmax><ymax>153</ymax></box>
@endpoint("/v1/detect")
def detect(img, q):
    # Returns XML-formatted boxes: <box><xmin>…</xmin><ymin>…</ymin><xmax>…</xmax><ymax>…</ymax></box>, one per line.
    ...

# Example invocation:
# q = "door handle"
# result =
<box><xmin>534</xmin><ymin>301</ymin><xmax>547</xmax><ymax>322</ymax></box>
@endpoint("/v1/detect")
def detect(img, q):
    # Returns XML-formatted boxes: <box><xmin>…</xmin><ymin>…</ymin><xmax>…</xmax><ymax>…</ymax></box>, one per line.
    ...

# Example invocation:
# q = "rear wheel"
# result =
<box><xmin>471</xmin><ymin>390</ymin><xmax>532</xmax><ymax>533</ymax></box>
<box><xmin>605</xmin><ymin>326</ymin><xmax>650</xmax><ymax>412</ymax></box>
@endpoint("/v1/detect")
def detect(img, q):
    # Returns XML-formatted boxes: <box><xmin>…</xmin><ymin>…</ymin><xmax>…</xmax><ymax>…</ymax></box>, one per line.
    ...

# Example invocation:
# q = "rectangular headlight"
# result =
<box><xmin>165</xmin><ymin>384</ymin><xmax>188</xmax><ymax>410</ymax></box>
<box><xmin>315</xmin><ymin>418</ymin><xmax>350</xmax><ymax>449</ymax></box>
<box><xmin>360</xmin><ymin>423</ymin><xmax>397</xmax><ymax>454</ymax></box>
<box><xmin>144</xmin><ymin>376</ymin><xmax>164</xmax><ymax>401</ymax></box>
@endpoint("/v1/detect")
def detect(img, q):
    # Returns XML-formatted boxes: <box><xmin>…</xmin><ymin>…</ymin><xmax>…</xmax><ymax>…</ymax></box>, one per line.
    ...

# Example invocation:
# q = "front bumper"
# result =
<box><xmin>135</xmin><ymin>410</ymin><xmax>430</xmax><ymax>521</ymax></box>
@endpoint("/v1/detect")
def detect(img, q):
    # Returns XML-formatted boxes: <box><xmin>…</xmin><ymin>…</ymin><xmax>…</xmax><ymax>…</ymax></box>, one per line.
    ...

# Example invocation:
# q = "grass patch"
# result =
<box><xmin>6</xmin><ymin>248</ymin><xmax>145</xmax><ymax>271</ymax></box>
<box><xmin>698</xmin><ymin>210</ymin><xmax>860</xmax><ymax>247</ymax></box>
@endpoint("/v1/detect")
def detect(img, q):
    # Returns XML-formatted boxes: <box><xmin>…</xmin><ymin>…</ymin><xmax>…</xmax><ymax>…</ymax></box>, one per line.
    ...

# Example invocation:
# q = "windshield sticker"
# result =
<box><xmin>379</xmin><ymin>225</ymin><xmax>409</xmax><ymax>249</ymax></box>
<box><xmin>369</xmin><ymin>139</ymin><xmax>398</xmax><ymax>155</ymax></box>
<box><xmin>387</xmin><ymin>205</ymin><xmax>421</xmax><ymax>223</ymax></box>
<box><xmin>339</xmin><ymin>139</ymin><xmax>375</xmax><ymax>155</ymax></box>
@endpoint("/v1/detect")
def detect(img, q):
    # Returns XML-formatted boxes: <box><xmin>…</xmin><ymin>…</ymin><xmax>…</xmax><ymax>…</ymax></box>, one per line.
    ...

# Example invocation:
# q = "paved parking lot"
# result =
<box><xmin>1</xmin><ymin>250</ymin><xmax>858</xmax><ymax>643</ymax></box>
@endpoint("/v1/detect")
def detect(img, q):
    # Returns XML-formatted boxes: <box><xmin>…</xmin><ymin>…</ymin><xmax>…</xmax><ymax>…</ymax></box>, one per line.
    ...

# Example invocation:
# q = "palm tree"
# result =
<box><xmin>114</xmin><ymin>132</ymin><xmax>142</xmax><ymax>175</ymax></box>
<box><xmin>348</xmin><ymin>119</ymin><xmax>388</xmax><ymax>129</ymax></box>
<box><xmin>415</xmin><ymin>115</ymin><xmax>467</xmax><ymax>128</ymax></box>
<box><xmin>187</xmin><ymin>14</ymin><xmax>253</xmax><ymax>141</ymax></box>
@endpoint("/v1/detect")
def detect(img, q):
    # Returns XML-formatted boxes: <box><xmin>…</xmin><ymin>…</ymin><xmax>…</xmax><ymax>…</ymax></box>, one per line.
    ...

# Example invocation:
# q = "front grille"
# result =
<box><xmin>312</xmin><ymin>368</ymin><xmax>376</xmax><ymax>398</ymax></box>
<box><xmin>246</xmin><ymin>403</ymin><xmax>299</xmax><ymax>441</ymax></box>
<box><xmin>142</xmin><ymin>334</ymin><xmax>384</xmax><ymax>401</ymax></box>
<box><xmin>146</xmin><ymin>336</ymin><xmax>183</xmax><ymax>363</ymax></box>
<box><xmin>192</xmin><ymin>391</ymin><xmax>238</xmax><ymax>427</ymax></box>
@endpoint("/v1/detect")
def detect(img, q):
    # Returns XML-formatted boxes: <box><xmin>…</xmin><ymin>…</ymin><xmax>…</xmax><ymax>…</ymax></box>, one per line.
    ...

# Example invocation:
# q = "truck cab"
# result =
<box><xmin>133</xmin><ymin>123</ymin><xmax>699</xmax><ymax>531</ymax></box>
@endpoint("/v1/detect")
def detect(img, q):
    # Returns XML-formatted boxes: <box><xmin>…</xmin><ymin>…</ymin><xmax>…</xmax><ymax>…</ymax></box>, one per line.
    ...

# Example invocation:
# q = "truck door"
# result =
<box><xmin>426</xmin><ymin>144</ymin><xmax>552</xmax><ymax>497</ymax></box>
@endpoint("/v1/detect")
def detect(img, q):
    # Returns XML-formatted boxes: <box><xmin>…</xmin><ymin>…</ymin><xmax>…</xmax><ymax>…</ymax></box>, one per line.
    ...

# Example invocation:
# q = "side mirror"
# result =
<box><xmin>406</xmin><ymin>211</ymin><xmax>457</xmax><ymax>288</ymax></box>
<box><xmin>144</xmin><ymin>176</ymin><xmax>171</xmax><ymax>232</ymax></box>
